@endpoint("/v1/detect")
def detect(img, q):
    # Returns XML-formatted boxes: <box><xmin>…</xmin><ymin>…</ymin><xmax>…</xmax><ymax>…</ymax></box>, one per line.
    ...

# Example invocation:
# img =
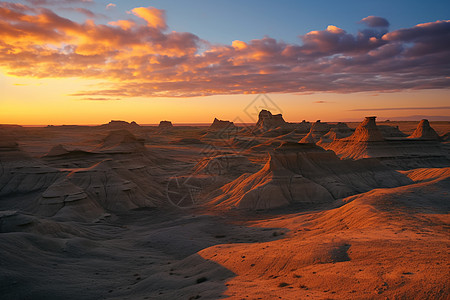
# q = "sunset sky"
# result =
<box><xmin>1</xmin><ymin>0</ymin><xmax>449</xmax><ymax>125</ymax></box>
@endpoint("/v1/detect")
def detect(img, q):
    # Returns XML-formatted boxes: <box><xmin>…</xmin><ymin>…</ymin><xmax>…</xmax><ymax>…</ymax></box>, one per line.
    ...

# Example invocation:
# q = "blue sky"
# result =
<box><xmin>60</xmin><ymin>0</ymin><xmax>450</xmax><ymax>44</ymax></box>
<box><xmin>2</xmin><ymin>0</ymin><xmax>449</xmax><ymax>124</ymax></box>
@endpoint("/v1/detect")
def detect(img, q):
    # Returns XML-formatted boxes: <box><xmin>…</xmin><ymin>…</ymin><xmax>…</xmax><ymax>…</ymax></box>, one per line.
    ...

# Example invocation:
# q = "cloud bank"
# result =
<box><xmin>0</xmin><ymin>3</ymin><xmax>448</xmax><ymax>98</ymax></box>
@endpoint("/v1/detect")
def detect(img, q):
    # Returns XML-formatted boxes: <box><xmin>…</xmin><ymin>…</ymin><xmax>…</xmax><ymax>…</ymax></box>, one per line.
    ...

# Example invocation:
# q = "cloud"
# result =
<box><xmin>79</xmin><ymin>97</ymin><xmax>121</xmax><ymax>101</ymax></box>
<box><xmin>106</xmin><ymin>3</ymin><xmax>116</xmax><ymax>10</ymax></box>
<box><xmin>314</xmin><ymin>101</ymin><xmax>327</xmax><ymax>104</ymax></box>
<box><xmin>349</xmin><ymin>106</ymin><xmax>450</xmax><ymax>111</ymax></box>
<box><xmin>25</xmin><ymin>0</ymin><xmax>93</xmax><ymax>5</ymax></box>
<box><xmin>0</xmin><ymin>2</ymin><xmax>448</xmax><ymax>99</ymax></box>
<box><xmin>131</xmin><ymin>6</ymin><xmax>166</xmax><ymax>29</ymax></box>
<box><xmin>360</xmin><ymin>16</ymin><xmax>390</xmax><ymax>28</ymax></box>
<box><xmin>70</xmin><ymin>7</ymin><xmax>101</xmax><ymax>18</ymax></box>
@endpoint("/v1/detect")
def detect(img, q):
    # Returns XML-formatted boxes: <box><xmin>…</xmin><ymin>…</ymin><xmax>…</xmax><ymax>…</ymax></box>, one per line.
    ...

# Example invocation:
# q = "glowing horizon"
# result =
<box><xmin>1</xmin><ymin>0</ymin><xmax>449</xmax><ymax>125</ymax></box>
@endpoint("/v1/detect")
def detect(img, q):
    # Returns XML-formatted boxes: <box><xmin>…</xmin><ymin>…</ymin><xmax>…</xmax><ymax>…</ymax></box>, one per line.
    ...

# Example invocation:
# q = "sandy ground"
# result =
<box><xmin>0</xmin><ymin>120</ymin><xmax>449</xmax><ymax>299</ymax></box>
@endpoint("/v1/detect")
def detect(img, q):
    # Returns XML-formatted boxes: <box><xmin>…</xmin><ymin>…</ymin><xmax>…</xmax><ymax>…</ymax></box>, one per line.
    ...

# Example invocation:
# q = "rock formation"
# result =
<box><xmin>255</xmin><ymin>110</ymin><xmax>287</xmax><ymax>130</ymax></box>
<box><xmin>97</xmin><ymin>130</ymin><xmax>146</xmax><ymax>153</ymax></box>
<box><xmin>36</xmin><ymin>178</ymin><xmax>103</xmax><ymax>220</ymax></box>
<box><xmin>211</xmin><ymin>142</ymin><xmax>411</xmax><ymax>210</ymax></box>
<box><xmin>299</xmin><ymin>131</ymin><xmax>317</xmax><ymax>144</ymax></box>
<box><xmin>409</xmin><ymin>119</ymin><xmax>441</xmax><ymax>140</ymax></box>
<box><xmin>0</xmin><ymin>138</ymin><xmax>62</xmax><ymax>198</ymax></box>
<box><xmin>203</xmin><ymin>118</ymin><xmax>238</xmax><ymax>139</ymax></box>
<box><xmin>45</xmin><ymin>144</ymin><xmax>71</xmax><ymax>156</ymax></box>
<box><xmin>298</xmin><ymin>120</ymin><xmax>330</xmax><ymax>143</ymax></box>
<box><xmin>209</xmin><ymin>118</ymin><xmax>236</xmax><ymax>131</ymax></box>
<box><xmin>318</xmin><ymin>124</ymin><xmax>354</xmax><ymax>144</ymax></box>
<box><xmin>158</xmin><ymin>120</ymin><xmax>173</xmax><ymax>128</ymax></box>
<box><xmin>301</xmin><ymin>121</ymin><xmax>352</xmax><ymax>144</ymax></box>
<box><xmin>322</xmin><ymin>117</ymin><xmax>449</xmax><ymax>169</ymax></box>
<box><xmin>99</xmin><ymin>120</ymin><xmax>140</xmax><ymax>129</ymax></box>
<box><xmin>352</xmin><ymin>116</ymin><xmax>385</xmax><ymax>142</ymax></box>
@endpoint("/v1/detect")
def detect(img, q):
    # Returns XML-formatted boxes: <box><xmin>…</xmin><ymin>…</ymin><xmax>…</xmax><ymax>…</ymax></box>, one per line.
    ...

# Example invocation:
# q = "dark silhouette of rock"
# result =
<box><xmin>99</xmin><ymin>120</ymin><xmax>141</xmax><ymax>129</ymax></box>
<box><xmin>255</xmin><ymin>110</ymin><xmax>287</xmax><ymax>130</ymax></box>
<box><xmin>158</xmin><ymin>120</ymin><xmax>173</xmax><ymax>128</ymax></box>
<box><xmin>208</xmin><ymin>118</ymin><xmax>236</xmax><ymax>131</ymax></box>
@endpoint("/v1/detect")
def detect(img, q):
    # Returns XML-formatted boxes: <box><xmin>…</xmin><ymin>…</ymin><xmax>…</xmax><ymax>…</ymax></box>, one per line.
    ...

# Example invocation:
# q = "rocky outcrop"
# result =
<box><xmin>36</xmin><ymin>178</ymin><xmax>103</xmax><ymax>220</ymax></box>
<box><xmin>0</xmin><ymin>139</ymin><xmax>62</xmax><ymax>198</ymax></box>
<box><xmin>203</xmin><ymin>118</ymin><xmax>238</xmax><ymax>139</ymax></box>
<box><xmin>299</xmin><ymin>131</ymin><xmax>317</xmax><ymax>144</ymax></box>
<box><xmin>318</xmin><ymin>124</ymin><xmax>354</xmax><ymax>144</ymax></box>
<box><xmin>158</xmin><ymin>120</ymin><xmax>173</xmax><ymax>128</ymax></box>
<box><xmin>409</xmin><ymin>119</ymin><xmax>441</xmax><ymax>140</ymax></box>
<box><xmin>97</xmin><ymin>130</ymin><xmax>146</xmax><ymax>153</ymax></box>
<box><xmin>322</xmin><ymin>117</ymin><xmax>449</xmax><ymax>169</ymax></box>
<box><xmin>255</xmin><ymin>110</ymin><xmax>287</xmax><ymax>130</ymax></box>
<box><xmin>211</xmin><ymin>142</ymin><xmax>411</xmax><ymax>210</ymax></box>
<box><xmin>99</xmin><ymin>120</ymin><xmax>140</xmax><ymax>129</ymax></box>
<box><xmin>45</xmin><ymin>144</ymin><xmax>71</xmax><ymax>157</ymax></box>
<box><xmin>209</xmin><ymin>118</ymin><xmax>236</xmax><ymax>131</ymax></box>
<box><xmin>301</xmin><ymin>121</ymin><xmax>352</xmax><ymax>144</ymax></box>
<box><xmin>352</xmin><ymin>116</ymin><xmax>385</xmax><ymax>142</ymax></box>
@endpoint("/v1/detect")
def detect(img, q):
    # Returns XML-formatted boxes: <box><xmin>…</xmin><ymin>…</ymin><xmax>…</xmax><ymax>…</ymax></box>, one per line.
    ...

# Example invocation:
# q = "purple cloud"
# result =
<box><xmin>0</xmin><ymin>2</ymin><xmax>448</xmax><ymax>98</ymax></box>
<box><xmin>360</xmin><ymin>16</ymin><xmax>390</xmax><ymax>28</ymax></box>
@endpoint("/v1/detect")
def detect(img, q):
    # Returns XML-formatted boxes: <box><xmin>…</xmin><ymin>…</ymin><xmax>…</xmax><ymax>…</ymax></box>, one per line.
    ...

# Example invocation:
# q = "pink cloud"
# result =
<box><xmin>0</xmin><ymin>2</ymin><xmax>448</xmax><ymax>98</ymax></box>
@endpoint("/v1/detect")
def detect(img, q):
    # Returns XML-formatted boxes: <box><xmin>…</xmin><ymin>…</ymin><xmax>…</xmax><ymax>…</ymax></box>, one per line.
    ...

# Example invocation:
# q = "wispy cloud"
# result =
<box><xmin>0</xmin><ymin>2</ymin><xmax>449</xmax><ymax>99</ymax></box>
<box><xmin>25</xmin><ymin>0</ymin><xmax>93</xmax><ymax>5</ymax></box>
<box><xmin>79</xmin><ymin>97</ymin><xmax>122</xmax><ymax>101</ymax></box>
<box><xmin>349</xmin><ymin>106</ymin><xmax>450</xmax><ymax>111</ymax></box>
<box><xmin>62</xmin><ymin>7</ymin><xmax>107</xmax><ymax>19</ymax></box>
<box><xmin>106</xmin><ymin>3</ymin><xmax>116</xmax><ymax>10</ymax></box>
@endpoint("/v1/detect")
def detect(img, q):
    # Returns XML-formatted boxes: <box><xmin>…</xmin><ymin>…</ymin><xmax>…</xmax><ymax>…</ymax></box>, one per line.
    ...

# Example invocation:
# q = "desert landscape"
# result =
<box><xmin>1</xmin><ymin>112</ymin><xmax>449</xmax><ymax>299</ymax></box>
<box><xmin>1</xmin><ymin>1</ymin><xmax>449</xmax><ymax>299</ymax></box>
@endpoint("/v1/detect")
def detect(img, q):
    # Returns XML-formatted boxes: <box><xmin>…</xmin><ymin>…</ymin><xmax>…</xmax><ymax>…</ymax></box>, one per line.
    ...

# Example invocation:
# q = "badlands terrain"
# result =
<box><xmin>0</xmin><ymin>112</ymin><xmax>449</xmax><ymax>299</ymax></box>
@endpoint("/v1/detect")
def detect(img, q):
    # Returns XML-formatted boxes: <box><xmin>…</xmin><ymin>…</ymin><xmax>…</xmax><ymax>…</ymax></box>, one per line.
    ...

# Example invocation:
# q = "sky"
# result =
<box><xmin>0</xmin><ymin>0</ymin><xmax>449</xmax><ymax>125</ymax></box>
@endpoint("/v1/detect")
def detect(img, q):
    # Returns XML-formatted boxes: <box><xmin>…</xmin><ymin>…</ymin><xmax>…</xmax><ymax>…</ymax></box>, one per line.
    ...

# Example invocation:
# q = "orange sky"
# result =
<box><xmin>1</xmin><ymin>71</ymin><xmax>449</xmax><ymax>125</ymax></box>
<box><xmin>0</xmin><ymin>2</ymin><xmax>449</xmax><ymax>125</ymax></box>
